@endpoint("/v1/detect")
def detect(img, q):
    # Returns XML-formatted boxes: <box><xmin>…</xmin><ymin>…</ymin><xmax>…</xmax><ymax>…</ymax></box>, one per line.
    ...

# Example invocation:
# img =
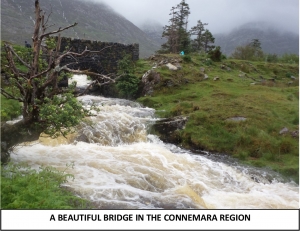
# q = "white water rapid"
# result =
<box><xmin>9</xmin><ymin>88</ymin><xmax>299</xmax><ymax>209</ymax></box>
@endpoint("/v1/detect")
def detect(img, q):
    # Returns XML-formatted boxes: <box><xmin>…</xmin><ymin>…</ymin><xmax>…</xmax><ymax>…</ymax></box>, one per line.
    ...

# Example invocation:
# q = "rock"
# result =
<box><xmin>291</xmin><ymin>76</ymin><xmax>296</xmax><ymax>80</ymax></box>
<box><xmin>226</xmin><ymin>117</ymin><xmax>247</xmax><ymax>122</ymax></box>
<box><xmin>290</xmin><ymin>130</ymin><xmax>299</xmax><ymax>138</ymax></box>
<box><xmin>149</xmin><ymin>55</ymin><xmax>155</xmax><ymax>60</ymax></box>
<box><xmin>220</xmin><ymin>64</ymin><xmax>226</xmax><ymax>69</ymax></box>
<box><xmin>142</xmin><ymin>70</ymin><xmax>160</xmax><ymax>83</ymax></box>
<box><xmin>166</xmin><ymin>63</ymin><xmax>178</xmax><ymax>71</ymax></box>
<box><xmin>182</xmin><ymin>78</ymin><xmax>189</xmax><ymax>84</ymax></box>
<box><xmin>165</xmin><ymin>80</ymin><xmax>174</xmax><ymax>87</ymax></box>
<box><xmin>250</xmin><ymin>82</ymin><xmax>256</xmax><ymax>85</ymax></box>
<box><xmin>152</xmin><ymin>66</ymin><xmax>157</xmax><ymax>69</ymax></box>
<box><xmin>227</xmin><ymin>67</ymin><xmax>231</xmax><ymax>71</ymax></box>
<box><xmin>203</xmin><ymin>74</ymin><xmax>209</xmax><ymax>80</ymax></box>
<box><xmin>1</xmin><ymin>142</ymin><xmax>7</xmax><ymax>151</ymax></box>
<box><xmin>153</xmin><ymin>116</ymin><xmax>188</xmax><ymax>143</ymax></box>
<box><xmin>141</xmin><ymin>70</ymin><xmax>161</xmax><ymax>96</ymax></box>
<box><xmin>213</xmin><ymin>77</ymin><xmax>219</xmax><ymax>81</ymax></box>
<box><xmin>279</xmin><ymin>127</ymin><xmax>289</xmax><ymax>135</ymax></box>
<box><xmin>175</xmin><ymin>64</ymin><xmax>182</xmax><ymax>70</ymax></box>
<box><xmin>200</xmin><ymin>67</ymin><xmax>205</xmax><ymax>73</ymax></box>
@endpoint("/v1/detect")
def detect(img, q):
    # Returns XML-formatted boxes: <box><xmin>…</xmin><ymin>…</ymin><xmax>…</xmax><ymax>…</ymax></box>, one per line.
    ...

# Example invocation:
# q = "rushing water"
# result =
<box><xmin>10</xmin><ymin>95</ymin><xmax>299</xmax><ymax>209</ymax></box>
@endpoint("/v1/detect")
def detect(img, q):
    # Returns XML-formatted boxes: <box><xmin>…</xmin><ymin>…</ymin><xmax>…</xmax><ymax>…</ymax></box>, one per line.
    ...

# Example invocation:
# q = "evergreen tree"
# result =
<box><xmin>250</xmin><ymin>39</ymin><xmax>261</xmax><ymax>50</ymax></box>
<box><xmin>175</xmin><ymin>0</ymin><xmax>191</xmax><ymax>52</ymax></box>
<box><xmin>161</xmin><ymin>6</ymin><xmax>179</xmax><ymax>53</ymax></box>
<box><xmin>161</xmin><ymin>0</ymin><xmax>191</xmax><ymax>53</ymax></box>
<box><xmin>201</xmin><ymin>29</ymin><xmax>215</xmax><ymax>53</ymax></box>
<box><xmin>190</xmin><ymin>20</ymin><xmax>208</xmax><ymax>51</ymax></box>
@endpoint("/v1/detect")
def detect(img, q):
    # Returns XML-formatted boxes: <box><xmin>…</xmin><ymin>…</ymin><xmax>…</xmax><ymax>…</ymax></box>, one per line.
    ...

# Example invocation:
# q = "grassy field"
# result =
<box><xmin>137</xmin><ymin>54</ymin><xmax>299</xmax><ymax>182</ymax></box>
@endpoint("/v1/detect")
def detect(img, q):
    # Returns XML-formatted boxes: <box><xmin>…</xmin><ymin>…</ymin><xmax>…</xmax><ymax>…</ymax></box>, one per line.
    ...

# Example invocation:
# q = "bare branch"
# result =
<box><xmin>4</xmin><ymin>44</ymin><xmax>21</xmax><ymax>77</ymax></box>
<box><xmin>44</xmin><ymin>6</ymin><xmax>53</xmax><ymax>26</ymax></box>
<box><xmin>41</xmin><ymin>22</ymin><xmax>78</xmax><ymax>40</ymax></box>
<box><xmin>60</xmin><ymin>66</ymin><xmax>118</xmax><ymax>82</ymax></box>
<box><xmin>29</xmin><ymin>65</ymin><xmax>54</xmax><ymax>80</ymax></box>
<box><xmin>77</xmin><ymin>81</ymin><xmax>96</xmax><ymax>96</ymax></box>
<box><xmin>77</xmin><ymin>74</ymin><xmax>122</xmax><ymax>97</ymax></box>
<box><xmin>53</xmin><ymin>33</ymin><xmax>62</xmax><ymax>59</ymax></box>
<box><xmin>57</xmin><ymin>45</ymin><xmax>112</xmax><ymax>64</ymax></box>
<box><xmin>44</xmin><ymin>23</ymin><xmax>56</xmax><ymax>31</ymax></box>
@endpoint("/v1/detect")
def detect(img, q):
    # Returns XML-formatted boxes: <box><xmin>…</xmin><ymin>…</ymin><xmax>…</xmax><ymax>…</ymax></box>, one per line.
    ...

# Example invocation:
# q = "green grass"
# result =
<box><xmin>1</xmin><ymin>163</ymin><xmax>93</xmax><ymax>209</ymax></box>
<box><xmin>137</xmin><ymin>54</ymin><xmax>299</xmax><ymax>182</ymax></box>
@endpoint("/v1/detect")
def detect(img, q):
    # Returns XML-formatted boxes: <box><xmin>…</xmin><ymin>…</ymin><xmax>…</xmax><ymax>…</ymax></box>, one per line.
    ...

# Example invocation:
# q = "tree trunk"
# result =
<box><xmin>1</xmin><ymin>120</ymin><xmax>44</xmax><ymax>164</ymax></box>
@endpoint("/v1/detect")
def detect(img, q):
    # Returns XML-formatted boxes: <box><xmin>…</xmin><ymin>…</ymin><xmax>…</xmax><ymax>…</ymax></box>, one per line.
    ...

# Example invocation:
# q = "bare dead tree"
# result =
<box><xmin>1</xmin><ymin>0</ymin><xmax>120</xmax><ymax>162</ymax></box>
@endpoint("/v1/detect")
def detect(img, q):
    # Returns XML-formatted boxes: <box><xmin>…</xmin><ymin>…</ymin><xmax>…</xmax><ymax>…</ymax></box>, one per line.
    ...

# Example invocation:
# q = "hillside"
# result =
<box><xmin>0</xmin><ymin>0</ymin><xmax>160</xmax><ymax>58</ymax></box>
<box><xmin>136</xmin><ymin>54</ymin><xmax>299</xmax><ymax>182</ymax></box>
<box><xmin>214</xmin><ymin>22</ymin><xmax>299</xmax><ymax>56</ymax></box>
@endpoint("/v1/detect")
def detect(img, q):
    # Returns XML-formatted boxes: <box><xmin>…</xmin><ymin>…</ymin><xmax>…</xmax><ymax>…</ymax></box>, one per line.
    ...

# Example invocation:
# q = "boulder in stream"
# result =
<box><xmin>153</xmin><ymin>116</ymin><xmax>188</xmax><ymax>143</ymax></box>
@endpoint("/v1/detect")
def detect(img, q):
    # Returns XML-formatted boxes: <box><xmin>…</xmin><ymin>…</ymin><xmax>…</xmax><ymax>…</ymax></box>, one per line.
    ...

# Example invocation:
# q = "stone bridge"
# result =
<box><xmin>58</xmin><ymin>37</ymin><xmax>139</xmax><ymax>75</ymax></box>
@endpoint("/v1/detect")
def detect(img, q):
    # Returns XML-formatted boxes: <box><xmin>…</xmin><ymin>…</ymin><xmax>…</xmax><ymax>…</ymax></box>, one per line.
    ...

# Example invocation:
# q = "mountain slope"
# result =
<box><xmin>214</xmin><ymin>22</ymin><xmax>299</xmax><ymax>56</ymax></box>
<box><xmin>138</xmin><ymin>20</ymin><xmax>166</xmax><ymax>48</ymax></box>
<box><xmin>1</xmin><ymin>0</ymin><xmax>160</xmax><ymax>58</ymax></box>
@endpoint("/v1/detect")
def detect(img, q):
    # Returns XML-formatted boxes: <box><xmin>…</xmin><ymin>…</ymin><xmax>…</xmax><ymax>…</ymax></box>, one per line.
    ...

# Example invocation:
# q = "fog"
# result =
<box><xmin>84</xmin><ymin>0</ymin><xmax>298</xmax><ymax>34</ymax></box>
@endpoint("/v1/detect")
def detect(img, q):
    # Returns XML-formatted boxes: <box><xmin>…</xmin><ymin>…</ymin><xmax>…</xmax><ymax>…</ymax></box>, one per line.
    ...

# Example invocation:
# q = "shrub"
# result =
<box><xmin>117</xmin><ymin>54</ymin><xmax>135</xmax><ymax>75</ymax></box>
<box><xmin>1</xmin><ymin>163</ymin><xmax>92</xmax><ymax>209</ymax></box>
<box><xmin>279</xmin><ymin>54</ymin><xmax>299</xmax><ymax>64</ymax></box>
<box><xmin>231</xmin><ymin>44</ymin><xmax>264</xmax><ymax>61</ymax></box>
<box><xmin>116</xmin><ymin>74</ymin><xmax>140</xmax><ymax>99</ymax></box>
<box><xmin>266</xmin><ymin>53</ymin><xmax>278</xmax><ymax>63</ymax></box>
<box><xmin>208</xmin><ymin>46</ymin><xmax>223</xmax><ymax>62</ymax></box>
<box><xmin>183</xmin><ymin>55</ymin><xmax>192</xmax><ymax>62</ymax></box>
<box><xmin>1</xmin><ymin>96</ymin><xmax>21</xmax><ymax>121</ymax></box>
<box><xmin>203</xmin><ymin>58</ymin><xmax>213</xmax><ymax>66</ymax></box>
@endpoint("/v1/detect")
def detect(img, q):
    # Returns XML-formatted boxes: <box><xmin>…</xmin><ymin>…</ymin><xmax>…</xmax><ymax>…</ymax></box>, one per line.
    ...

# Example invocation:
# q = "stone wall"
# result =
<box><xmin>58</xmin><ymin>37</ymin><xmax>139</xmax><ymax>74</ymax></box>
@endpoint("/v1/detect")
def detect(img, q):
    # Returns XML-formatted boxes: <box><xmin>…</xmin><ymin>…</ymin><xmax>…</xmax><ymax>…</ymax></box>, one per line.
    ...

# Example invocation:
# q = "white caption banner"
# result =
<box><xmin>1</xmin><ymin>209</ymin><xmax>299</xmax><ymax>230</ymax></box>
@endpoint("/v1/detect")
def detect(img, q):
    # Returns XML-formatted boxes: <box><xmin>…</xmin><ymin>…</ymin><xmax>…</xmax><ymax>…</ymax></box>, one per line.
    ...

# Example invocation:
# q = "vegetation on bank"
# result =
<box><xmin>1</xmin><ymin>163</ymin><xmax>93</xmax><ymax>209</ymax></box>
<box><xmin>1</xmin><ymin>0</ymin><xmax>111</xmax><ymax>209</ymax></box>
<box><xmin>1</xmin><ymin>0</ymin><xmax>298</xmax><ymax>210</ymax></box>
<box><xmin>1</xmin><ymin>44</ymin><xmax>298</xmax><ymax>210</ymax></box>
<box><xmin>136</xmin><ymin>53</ymin><xmax>299</xmax><ymax>182</ymax></box>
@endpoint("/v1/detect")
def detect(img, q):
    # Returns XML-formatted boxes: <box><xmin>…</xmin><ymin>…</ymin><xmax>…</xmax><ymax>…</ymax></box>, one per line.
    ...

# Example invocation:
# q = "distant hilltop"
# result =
<box><xmin>214</xmin><ymin>22</ymin><xmax>299</xmax><ymax>56</ymax></box>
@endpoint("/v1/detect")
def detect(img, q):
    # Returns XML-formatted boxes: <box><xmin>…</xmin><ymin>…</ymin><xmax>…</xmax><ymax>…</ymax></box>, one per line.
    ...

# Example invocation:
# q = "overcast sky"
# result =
<box><xmin>88</xmin><ymin>0</ymin><xmax>299</xmax><ymax>34</ymax></box>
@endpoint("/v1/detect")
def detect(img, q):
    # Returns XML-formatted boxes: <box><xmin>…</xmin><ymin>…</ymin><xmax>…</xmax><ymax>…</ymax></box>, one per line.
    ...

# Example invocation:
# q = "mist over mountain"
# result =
<box><xmin>1</xmin><ymin>0</ymin><xmax>160</xmax><ymax>58</ymax></box>
<box><xmin>214</xmin><ymin>22</ymin><xmax>299</xmax><ymax>56</ymax></box>
<box><xmin>137</xmin><ymin>20</ymin><xmax>166</xmax><ymax>47</ymax></box>
<box><xmin>1</xmin><ymin>0</ymin><xmax>298</xmax><ymax>58</ymax></box>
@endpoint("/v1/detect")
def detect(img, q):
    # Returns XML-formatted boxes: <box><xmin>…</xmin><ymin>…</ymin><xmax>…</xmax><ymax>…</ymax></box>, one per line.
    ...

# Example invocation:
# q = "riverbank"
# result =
<box><xmin>1</xmin><ymin>76</ymin><xmax>298</xmax><ymax>209</ymax></box>
<box><xmin>136</xmin><ymin>54</ymin><xmax>299</xmax><ymax>183</ymax></box>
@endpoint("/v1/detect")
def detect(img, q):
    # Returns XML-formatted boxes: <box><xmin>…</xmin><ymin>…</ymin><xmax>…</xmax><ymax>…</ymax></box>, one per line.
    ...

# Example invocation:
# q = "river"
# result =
<box><xmin>9</xmin><ymin>76</ymin><xmax>299</xmax><ymax>209</ymax></box>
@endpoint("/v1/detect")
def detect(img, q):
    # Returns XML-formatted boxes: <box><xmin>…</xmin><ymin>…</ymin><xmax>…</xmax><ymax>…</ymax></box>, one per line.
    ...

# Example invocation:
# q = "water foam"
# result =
<box><xmin>10</xmin><ymin>96</ymin><xmax>299</xmax><ymax>209</ymax></box>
